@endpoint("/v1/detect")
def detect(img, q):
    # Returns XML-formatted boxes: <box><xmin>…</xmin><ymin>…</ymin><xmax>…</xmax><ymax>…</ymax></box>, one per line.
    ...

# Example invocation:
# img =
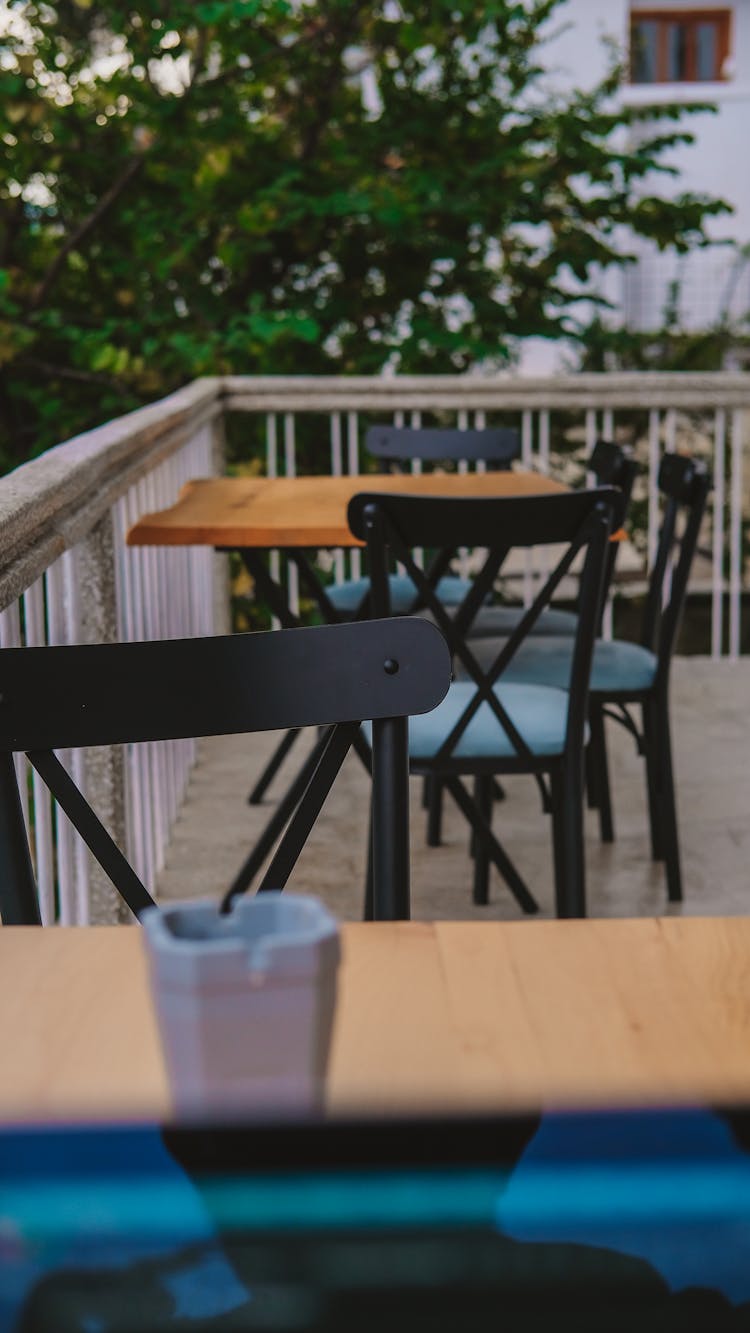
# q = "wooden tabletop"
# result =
<box><xmin>2</xmin><ymin>917</ymin><xmax>750</xmax><ymax>1124</ymax></box>
<box><xmin>127</xmin><ymin>471</ymin><xmax>567</xmax><ymax>550</ymax></box>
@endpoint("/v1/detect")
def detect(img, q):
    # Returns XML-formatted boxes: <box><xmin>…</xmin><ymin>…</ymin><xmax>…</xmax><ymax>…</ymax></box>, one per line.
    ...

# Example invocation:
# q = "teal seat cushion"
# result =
<box><xmin>363</xmin><ymin>680</ymin><xmax>576</xmax><ymax>760</ymax></box>
<box><xmin>461</xmin><ymin>637</ymin><xmax>658</xmax><ymax>693</ymax></box>
<box><xmin>467</xmin><ymin>605</ymin><xmax>579</xmax><ymax>638</ymax></box>
<box><xmin>327</xmin><ymin>573</ymin><xmax>472</xmax><ymax>615</ymax></box>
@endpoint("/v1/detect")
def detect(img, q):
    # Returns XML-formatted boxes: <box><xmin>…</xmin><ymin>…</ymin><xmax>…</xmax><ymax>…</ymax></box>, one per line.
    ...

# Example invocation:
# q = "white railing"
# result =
<box><xmin>113</xmin><ymin>426</ymin><xmax>217</xmax><ymax>903</ymax></box>
<box><xmin>0</xmin><ymin>379</ymin><xmax>224</xmax><ymax>923</ymax></box>
<box><xmin>223</xmin><ymin>374</ymin><xmax>749</xmax><ymax>659</ymax></box>
<box><xmin>0</xmin><ymin>370</ymin><xmax>747</xmax><ymax>923</ymax></box>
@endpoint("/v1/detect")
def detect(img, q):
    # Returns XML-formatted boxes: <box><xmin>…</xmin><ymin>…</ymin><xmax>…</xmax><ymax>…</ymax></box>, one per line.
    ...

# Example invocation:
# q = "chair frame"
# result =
<box><xmin>466</xmin><ymin>439</ymin><xmax>639</xmax><ymax>640</ymax></box>
<box><xmin>365</xmin><ymin>424</ymin><xmax>521</xmax><ymax>470</ymax></box>
<box><xmin>0</xmin><ymin>618</ymin><xmax>450</xmax><ymax>925</ymax></box>
<box><xmin>349</xmin><ymin>488</ymin><xmax>620</xmax><ymax>918</ymax></box>
<box><xmin>586</xmin><ymin>453</ymin><xmax>711</xmax><ymax>901</ymax></box>
<box><xmin>246</xmin><ymin>423</ymin><xmax>521</xmax><ymax>808</ymax></box>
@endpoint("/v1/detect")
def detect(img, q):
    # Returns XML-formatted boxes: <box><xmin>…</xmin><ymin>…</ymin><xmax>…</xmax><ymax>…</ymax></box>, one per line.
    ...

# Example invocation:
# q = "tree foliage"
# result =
<box><xmin>0</xmin><ymin>0</ymin><xmax>731</xmax><ymax>466</ymax></box>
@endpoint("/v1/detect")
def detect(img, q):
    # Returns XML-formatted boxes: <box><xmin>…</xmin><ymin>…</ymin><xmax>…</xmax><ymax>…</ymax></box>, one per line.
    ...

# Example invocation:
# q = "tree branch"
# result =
<box><xmin>0</xmin><ymin>196</ymin><xmax>25</xmax><ymax>268</ymax></box>
<box><xmin>28</xmin><ymin>150</ymin><xmax>149</xmax><ymax>313</ymax></box>
<box><xmin>298</xmin><ymin>3</ymin><xmax>369</xmax><ymax>165</ymax></box>
<box><xmin>19</xmin><ymin>356</ymin><xmax>128</xmax><ymax>391</ymax></box>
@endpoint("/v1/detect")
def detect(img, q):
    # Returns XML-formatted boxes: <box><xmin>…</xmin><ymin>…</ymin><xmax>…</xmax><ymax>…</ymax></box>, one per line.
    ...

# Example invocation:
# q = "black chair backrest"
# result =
<box><xmin>348</xmin><ymin>488</ymin><xmax>622</xmax><ymax>766</ymax></box>
<box><xmin>0</xmin><ymin>618</ymin><xmax>451</xmax><ymax>925</ymax></box>
<box><xmin>590</xmin><ymin>439</ymin><xmax>638</xmax><ymax>494</ymax></box>
<box><xmin>589</xmin><ymin>440</ymin><xmax>640</xmax><ymax>601</ymax></box>
<box><xmin>365</xmin><ymin>425</ymin><xmax>521</xmax><ymax>471</ymax></box>
<box><xmin>641</xmin><ymin>453</ymin><xmax>711</xmax><ymax>679</ymax></box>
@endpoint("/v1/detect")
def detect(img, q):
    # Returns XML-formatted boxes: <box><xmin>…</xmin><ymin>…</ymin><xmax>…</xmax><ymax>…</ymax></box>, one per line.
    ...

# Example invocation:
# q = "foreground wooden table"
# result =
<box><xmin>127</xmin><ymin>471</ymin><xmax>568</xmax><ymax>550</ymax></box>
<box><xmin>2</xmin><ymin>918</ymin><xmax>750</xmax><ymax>1123</ymax></box>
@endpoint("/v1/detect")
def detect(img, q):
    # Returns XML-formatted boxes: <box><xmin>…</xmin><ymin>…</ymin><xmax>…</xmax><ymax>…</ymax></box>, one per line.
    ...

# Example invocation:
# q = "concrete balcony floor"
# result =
<box><xmin>157</xmin><ymin>658</ymin><xmax>749</xmax><ymax>919</ymax></box>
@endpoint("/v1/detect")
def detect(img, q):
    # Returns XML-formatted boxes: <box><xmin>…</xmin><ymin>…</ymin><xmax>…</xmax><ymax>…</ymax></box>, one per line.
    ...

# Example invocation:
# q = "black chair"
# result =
<box><xmin>324</xmin><ymin>424</ymin><xmax>521</xmax><ymax>619</ymax></box>
<box><xmin>465</xmin><ymin>440</ymin><xmax>639</xmax><ymax>639</ymax></box>
<box><xmin>462</xmin><ymin>454</ymin><xmax>711</xmax><ymax>904</ymax></box>
<box><xmin>248</xmin><ymin>424</ymin><xmax>521</xmax><ymax>808</ymax></box>
<box><xmin>420</xmin><ymin>440</ymin><xmax>637</xmax><ymax>846</ymax></box>
<box><xmin>0</xmin><ymin>618</ymin><xmax>450</xmax><ymax>926</ymax></box>
<box><xmin>349</xmin><ymin>487</ymin><xmax>621</xmax><ymax>918</ymax></box>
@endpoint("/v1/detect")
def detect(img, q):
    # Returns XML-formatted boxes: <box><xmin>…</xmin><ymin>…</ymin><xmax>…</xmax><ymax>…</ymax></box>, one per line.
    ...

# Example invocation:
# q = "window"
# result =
<box><xmin>630</xmin><ymin>9</ymin><xmax>731</xmax><ymax>83</ymax></box>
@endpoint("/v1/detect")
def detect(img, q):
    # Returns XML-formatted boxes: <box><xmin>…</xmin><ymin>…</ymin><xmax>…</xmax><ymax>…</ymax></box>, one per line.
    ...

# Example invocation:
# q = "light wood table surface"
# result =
<box><xmin>3</xmin><ymin>918</ymin><xmax>750</xmax><ymax>1124</ymax></box>
<box><xmin>126</xmin><ymin>471</ymin><xmax>568</xmax><ymax>550</ymax></box>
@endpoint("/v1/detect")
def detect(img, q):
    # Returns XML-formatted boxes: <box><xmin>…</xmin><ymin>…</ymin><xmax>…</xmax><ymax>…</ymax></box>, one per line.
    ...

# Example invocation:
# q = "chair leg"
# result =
<box><xmin>363</xmin><ymin>802</ymin><xmax>374</xmax><ymax>921</ymax></box>
<box><xmin>550</xmin><ymin>762</ymin><xmax>587</xmax><ymax>919</ymax></box>
<box><xmin>585</xmin><ymin>735</ymin><xmax>599</xmax><ymax>811</ymax></box>
<box><xmin>443</xmin><ymin>776</ymin><xmax>538</xmax><ymax>914</ymax></box>
<box><xmin>655</xmin><ymin>705</ymin><xmax>683</xmax><ymax>903</ymax></box>
<box><xmin>588</xmin><ymin>703</ymin><xmax>614</xmax><ymax>844</ymax></box>
<box><xmin>370</xmin><ymin>716</ymin><xmax>410</xmax><ymax>921</ymax></box>
<box><xmin>472</xmin><ymin>776</ymin><xmax>492</xmax><ymax>906</ymax></box>
<box><xmin>643</xmin><ymin>700</ymin><xmax>665</xmax><ymax>863</ymax></box>
<box><xmin>0</xmin><ymin>753</ymin><xmax>41</xmax><ymax>925</ymax></box>
<box><xmin>642</xmin><ymin>696</ymin><xmax>682</xmax><ymax>901</ymax></box>
<box><xmin>426</xmin><ymin>777</ymin><xmax>443</xmax><ymax>847</ymax></box>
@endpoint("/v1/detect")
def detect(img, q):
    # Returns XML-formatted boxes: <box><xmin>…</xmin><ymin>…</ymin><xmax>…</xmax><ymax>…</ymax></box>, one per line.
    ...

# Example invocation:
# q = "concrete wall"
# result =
<box><xmin>619</xmin><ymin>0</ymin><xmax>750</xmax><ymax>331</ymax></box>
<box><xmin>526</xmin><ymin>0</ymin><xmax>750</xmax><ymax>352</ymax></box>
<box><xmin>537</xmin><ymin>0</ymin><xmax>629</xmax><ymax>88</ymax></box>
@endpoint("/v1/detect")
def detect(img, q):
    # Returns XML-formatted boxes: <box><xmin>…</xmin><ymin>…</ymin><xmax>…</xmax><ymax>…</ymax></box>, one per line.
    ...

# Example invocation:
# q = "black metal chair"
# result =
<box><xmin>419</xmin><ymin>440</ymin><xmax>637</xmax><ymax>845</ymax></box>
<box><xmin>324</xmin><ymin>425</ymin><xmax>521</xmax><ymax>619</ymax></box>
<box><xmin>465</xmin><ymin>440</ymin><xmax>639</xmax><ymax>639</ymax></box>
<box><xmin>461</xmin><ymin>454</ymin><xmax>711</xmax><ymax>904</ymax></box>
<box><xmin>0</xmin><ymin>618</ymin><xmax>451</xmax><ymax>926</ymax></box>
<box><xmin>349</xmin><ymin>487</ymin><xmax>621</xmax><ymax>918</ymax></box>
<box><xmin>248</xmin><ymin>424</ymin><xmax>520</xmax><ymax>808</ymax></box>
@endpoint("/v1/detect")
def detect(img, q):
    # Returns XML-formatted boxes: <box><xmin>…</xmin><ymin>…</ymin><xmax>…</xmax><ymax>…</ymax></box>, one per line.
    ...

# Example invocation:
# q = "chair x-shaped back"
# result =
<box><xmin>0</xmin><ymin>619</ymin><xmax>450</xmax><ymax>926</ymax></box>
<box><xmin>349</xmin><ymin>488</ymin><xmax>621</xmax><ymax>917</ymax></box>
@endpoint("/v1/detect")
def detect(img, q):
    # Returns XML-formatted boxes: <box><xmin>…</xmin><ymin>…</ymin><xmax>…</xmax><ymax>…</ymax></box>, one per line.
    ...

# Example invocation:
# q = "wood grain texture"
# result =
<box><xmin>126</xmin><ymin>471</ymin><xmax>568</xmax><ymax>550</ymax></box>
<box><xmin>0</xmin><ymin>926</ymin><xmax>170</xmax><ymax>1122</ymax></box>
<box><xmin>3</xmin><ymin>918</ymin><xmax>750</xmax><ymax>1123</ymax></box>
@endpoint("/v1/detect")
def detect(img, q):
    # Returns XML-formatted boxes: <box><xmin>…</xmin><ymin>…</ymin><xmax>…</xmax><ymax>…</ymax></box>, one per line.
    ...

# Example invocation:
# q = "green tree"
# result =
<box><xmin>0</xmin><ymin>0</ymin><xmax>731</xmax><ymax>466</ymax></box>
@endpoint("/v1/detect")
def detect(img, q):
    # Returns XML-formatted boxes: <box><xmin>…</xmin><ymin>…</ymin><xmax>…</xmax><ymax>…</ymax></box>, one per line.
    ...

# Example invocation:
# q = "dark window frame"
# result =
<box><xmin>630</xmin><ymin>8</ymin><xmax>732</xmax><ymax>83</ymax></box>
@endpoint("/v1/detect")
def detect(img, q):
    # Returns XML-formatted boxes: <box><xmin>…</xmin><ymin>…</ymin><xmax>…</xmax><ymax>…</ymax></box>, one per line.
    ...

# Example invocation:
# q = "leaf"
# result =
<box><xmin>0</xmin><ymin>0</ymin><xmax>735</xmax><ymax>469</ymax></box>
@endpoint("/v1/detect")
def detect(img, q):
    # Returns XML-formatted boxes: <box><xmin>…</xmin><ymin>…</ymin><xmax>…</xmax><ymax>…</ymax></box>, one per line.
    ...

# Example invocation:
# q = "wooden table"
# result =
<box><xmin>3</xmin><ymin>917</ymin><xmax>750</xmax><ymax>1123</ymax></box>
<box><xmin>126</xmin><ymin>471</ymin><xmax>568</xmax><ymax>550</ymax></box>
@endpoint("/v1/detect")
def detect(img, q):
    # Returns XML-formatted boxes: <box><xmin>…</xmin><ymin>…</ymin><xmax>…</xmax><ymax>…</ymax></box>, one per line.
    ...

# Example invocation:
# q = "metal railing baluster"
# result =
<box><xmin>729</xmin><ymin>410</ymin><xmax>744</xmax><ymax>660</ymax></box>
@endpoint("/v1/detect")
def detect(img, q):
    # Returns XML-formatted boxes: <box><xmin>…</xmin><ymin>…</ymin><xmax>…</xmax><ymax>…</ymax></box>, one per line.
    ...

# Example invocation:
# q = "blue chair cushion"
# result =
<box><xmin>363</xmin><ymin>680</ymin><xmax>577</xmax><ymax>760</ymax></box>
<box><xmin>327</xmin><ymin>573</ymin><xmax>473</xmax><ymax>615</ymax></box>
<box><xmin>467</xmin><ymin>605</ymin><xmax>579</xmax><ymax>638</ymax></box>
<box><xmin>462</xmin><ymin>637</ymin><xmax>658</xmax><ymax>694</ymax></box>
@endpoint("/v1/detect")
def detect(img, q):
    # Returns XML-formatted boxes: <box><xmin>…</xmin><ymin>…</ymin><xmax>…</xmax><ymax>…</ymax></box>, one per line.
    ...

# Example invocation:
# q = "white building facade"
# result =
<box><xmin>541</xmin><ymin>0</ymin><xmax>750</xmax><ymax>348</ymax></box>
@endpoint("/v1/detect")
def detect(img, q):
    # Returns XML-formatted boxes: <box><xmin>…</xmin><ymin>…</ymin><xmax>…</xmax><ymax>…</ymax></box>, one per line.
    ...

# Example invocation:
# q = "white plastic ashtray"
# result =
<box><xmin>141</xmin><ymin>893</ymin><xmax>341</xmax><ymax>1117</ymax></box>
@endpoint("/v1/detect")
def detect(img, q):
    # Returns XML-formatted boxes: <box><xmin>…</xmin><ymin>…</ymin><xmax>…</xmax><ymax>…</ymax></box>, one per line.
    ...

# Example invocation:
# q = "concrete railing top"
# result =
<box><xmin>1</xmin><ymin>368</ymin><xmax>748</xmax><ymax>610</ymax></box>
<box><xmin>0</xmin><ymin>378</ymin><xmax>221</xmax><ymax>608</ymax></box>
<box><xmin>222</xmin><ymin>371</ymin><xmax>750</xmax><ymax>411</ymax></box>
